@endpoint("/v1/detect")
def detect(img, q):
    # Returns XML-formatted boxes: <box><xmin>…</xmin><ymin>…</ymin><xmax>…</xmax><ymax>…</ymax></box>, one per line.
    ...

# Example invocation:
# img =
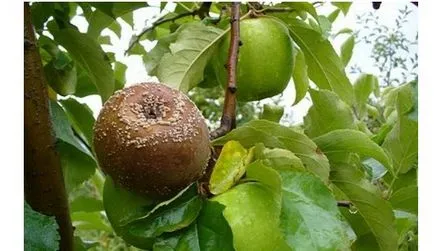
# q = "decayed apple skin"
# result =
<box><xmin>93</xmin><ymin>82</ymin><xmax>211</xmax><ymax>199</ymax></box>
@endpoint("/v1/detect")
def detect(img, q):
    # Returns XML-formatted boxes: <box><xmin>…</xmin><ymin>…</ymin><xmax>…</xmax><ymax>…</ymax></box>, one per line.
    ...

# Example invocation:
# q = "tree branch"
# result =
<box><xmin>210</xmin><ymin>2</ymin><xmax>241</xmax><ymax>140</ymax></box>
<box><xmin>24</xmin><ymin>3</ymin><xmax>74</xmax><ymax>250</ymax></box>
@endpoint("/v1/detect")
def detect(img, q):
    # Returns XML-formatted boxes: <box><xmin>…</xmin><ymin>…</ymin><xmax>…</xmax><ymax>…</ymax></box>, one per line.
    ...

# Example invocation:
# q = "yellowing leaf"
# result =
<box><xmin>210</xmin><ymin>141</ymin><xmax>248</xmax><ymax>195</ymax></box>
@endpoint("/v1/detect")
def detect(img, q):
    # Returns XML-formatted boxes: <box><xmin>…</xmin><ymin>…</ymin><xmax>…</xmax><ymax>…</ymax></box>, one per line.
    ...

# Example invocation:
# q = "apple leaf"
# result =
<box><xmin>25</xmin><ymin>202</ymin><xmax>60</xmax><ymax>251</ymax></box>
<box><xmin>213</xmin><ymin>120</ymin><xmax>330</xmax><ymax>182</ymax></box>
<box><xmin>157</xmin><ymin>22</ymin><xmax>226</xmax><ymax>93</ymax></box>
<box><xmin>314</xmin><ymin>129</ymin><xmax>392</xmax><ymax>172</ymax></box>
<box><xmin>331</xmin><ymin>164</ymin><xmax>398</xmax><ymax>251</ymax></box>
<box><xmin>340</xmin><ymin>34</ymin><xmax>355</xmax><ymax>66</ymax></box>
<box><xmin>52</xmin><ymin>28</ymin><xmax>114</xmax><ymax>101</ymax></box>
<box><xmin>286</xmin><ymin>18</ymin><xmax>355</xmax><ymax>104</ymax></box>
<box><xmin>292</xmin><ymin>49</ymin><xmax>310</xmax><ymax>105</ymax></box>
<box><xmin>304</xmin><ymin>89</ymin><xmax>357</xmax><ymax>138</ymax></box>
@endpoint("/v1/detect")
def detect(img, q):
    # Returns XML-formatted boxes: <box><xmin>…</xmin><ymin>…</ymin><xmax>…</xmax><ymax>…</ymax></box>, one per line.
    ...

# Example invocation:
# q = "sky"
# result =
<box><xmin>67</xmin><ymin>2</ymin><xmax>418</xmax><ymax>124</ymax></box>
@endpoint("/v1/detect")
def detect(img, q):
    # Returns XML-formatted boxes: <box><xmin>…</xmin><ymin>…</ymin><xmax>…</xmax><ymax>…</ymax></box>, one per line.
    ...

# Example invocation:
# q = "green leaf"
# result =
<box><xmin>304</xmin><ymin>89</ymin><xmax>357</xmax><ymax>138</ymax></box>
<box><xmin>70</xmin><ymin>196</ymin><xmax>104</xmax><ymax>213</ymax></box>
<box><xmin>58</xmin><ymin>142</ymin><xmax>96</xmax><ymax>193</ymax></box>
<box><xmin>279</xmin><ymin>170</ymin><xmax>353</xmax><ymax>250</ymax></box>
<box><xmin>83</xmin><ymin>2</ymin><xmax>147</xmax><ymax>38</ymax></box>
<box><xmin>59</xmin><ymin>98</ymin><xmax>95</xmax><ymax>148</ymax></box>
<box><xmin>210</xmin><ymin>141</ymin><xmax>248</xmax><ymax>195</ymax></box>
<box><xmin>260</xmin><ymin>148</ymin><xmax>305</xmax><ymax>172</ymax></box>
<box><xmin>212</xmin><ymin>183</ymin><xmax>289</xmax><ymax>251</ymax></box>
<box><xmin>50</xmin><ymin>101</ymin><xmax>96</xmax><ymax>191</ymax></box>
<box><xmin>394</xmin><ymin>210</ymin><xmax>417</xmax><ymax>246</ymax></box>
<box><xmin>408</xmin><ymin>80</ymin><xmax>418</xmax><ymax>121</ymax></box>
<box><xmin>128</xmin><ymin>196</ymin><xmax>202</xmax><ymax>239</ymax></box>
<box><xmin>327</xmin><ymin>9</ymin><xmax>340</xmax><ymax>23</ymax></box>
<box><xmin>371</xmin><ymin>123</ymin><xmax>393</xmax><ymax>145</ymax></box>
<box><xmin>382</xmin><ymin>83</ymin><xmax>414</xmax><ymax>119</ymax></box>
<box><xmin>52</xmin><ymin>28</ymin><xmax>115</xmax><ymax>101</ymax></box>
<box><xmin>103</xmin><ymin>176</ymin><xmax>156</xmax><ymax>249</ymax></box>
<box><xmin>30</xmin><ymin>3</ymin><xmax>55</xmax><ymax>32</ymax></box>
<box><xmin>153</xmin><ymin>224</ymin><xmax>200</xmax><ymax>251</ymax></box>
<box><xmin>74</xmin><ymin>65</ymin><xmax>98</xmax><ymax>97</ymax></box>
<box><xmin>383</xmin><ymin>169</ymin><xmax>417</xmax><ymax>196</ymax></box>
<box><xmin>157</xmin><ymin>22</ymin><xmax>225</xmax><ymax>92</ymax></box>
<box><xmin>314</xmin><ymin>129</ymin><xmax>392</xmax><ymax>172</ymax></box>
<box><xmin>154</xmin><ymin>201</ymin><xmax>235</xmax><ymax>251</ymax></box>
<box><xmin>85</xmin><ymin>10</ymin><xmax>116</xmax><ymax>39</ymax></box>
<box><xmin>196</xmin><ymin>201</ymin><xmax>235</xmax><ymax>251</ymax></box>
<box><xmin>90</xmin><ymin>2</ymin><xmax>148</xmax><ymax>18</ymax></box>
<box><xmin>389</xmin><ymin>186</ymin><xmax>418</xmax><ymax>215</ymax></box>
<box><xmin>246</xmin><ymin>161</ymin><xmax>283</xmax><ymax>198</ymax></box>
<box><xmin>213</xmin><ymin>120</ymin><xmax>330</xmax><ymax>182</ymax></box>
<box><xmin>108</xmin><ymin>19</ymin><xmax>122</xmax><ymax>38</ymax></box>
<box><xmin>340</xmin><ymin>35</ymin><xmax>355</xmax><ymax>66</ymax></box>
<box><xmin>143</xmin><ymin>32</ymin><xmax>179</xmax><ymax>76</ymax></box>
<box><xmin>354</xmin><ymin>74</ymin><xmax>380</xmax><ymax>117</ymax></box>
<box><xmin>121</xmin><ymin>11</ymin><xmax>134</xmax><ymax>28</ymax></box>
<box><xmin>49</xmin><ymin>101</ymin><xmax>93</xmax><ymax>157</ymax></box>
<box><xmin>44</xmin><ymin>61</ymin><xmax>77</xmax><ymax>96</ymax></box>
<box><xmin>71</xmin><ymin>212</ymin><xmax>112</xmax><ymax>232</ymax></box>
<box><xmin>114</xmin><ymin>61</ymin><xmax>127</xmax><ymax>91</ymax></box>
<box><xmin>292</xmin><ymin>49</ymin><xmax>309</xmax><ymax>105</ymax></box>
<box><xmin>286</xmin><ymin>18</ymin><xmax>355</xmax><ymax>104</ymax></box>
<box><xmin>332</xmin><ymin>2</ymin><xmax>352</xmax><ymax>15</ymax></box>
<box><xmin>382</xmin><ymin>92</ymin><xmax>418</xmax><ymax>174</ymax></box>
<box><xmin>334</xmin><ymin>28</ymin><xmax>353</xmax><ymax>37</ymax></box>
<box><xmin>160</xmin><ymin>2</ymin><xmax>168</xmax><ymax>12</ymax></box>
<box><xmin>331</xmin><ymin>164</ymin><xmax>399</xmax><ymax>251</ymax></box>
<box><xmin>73</xmin><ymin>236</ymin><xmax>99</xmax><ymax>251</ymax></box>
<box><xmin>279</xmin><ymin>2</ymin><xmax>319</xmax><ymax>21</ymax></box>
<box><xmin>197</xmin><ymin>58</ymin><xmax>220</xmax><ymax>88</ymax></box>
<box><xmin>98</xmin><ymin>35</ymin><xmax>111</xmax><ymax>45</ymax></box>
<box><xmin>25</xmin><ymin>202</ymin><xmax>60</xmax><ymax>251</ymax></box>
<box><xmin>318</xmin><ymin>15</ymin><xmax>332</xmax><ymax>37</ymax></box>
<box><xmin>122</xmin><ymin>185</ymin><xmax>202</xmax><ymax>240</ymax></box>
<box><xmin>128</xmin><ymin>37</ymin><xmax>147</xmax><ymax>55</ymax></box>
<box><xmin>260</xmin><ymin>104</ymin><xmax>284</xmax><ymax>123</ymax></box>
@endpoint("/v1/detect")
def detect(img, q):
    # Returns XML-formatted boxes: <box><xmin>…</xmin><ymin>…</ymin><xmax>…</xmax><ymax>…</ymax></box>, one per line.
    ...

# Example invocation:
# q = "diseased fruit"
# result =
<box><xmin>215</xmin><ymin>17</ymin><xmax>294</xmax><ymax>102</ymax></box>
<box><xmin>94</xmin><ymin>82</ymin><xmax>211</xmax><ymax>199</ymax></box>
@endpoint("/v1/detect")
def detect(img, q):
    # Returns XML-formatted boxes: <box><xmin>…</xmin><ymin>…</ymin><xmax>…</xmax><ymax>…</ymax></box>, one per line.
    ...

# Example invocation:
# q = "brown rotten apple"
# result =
<box><xmin>93</xmin><ymin>82</ymin><xmax>211</xmax><ymax>199</ymax></box>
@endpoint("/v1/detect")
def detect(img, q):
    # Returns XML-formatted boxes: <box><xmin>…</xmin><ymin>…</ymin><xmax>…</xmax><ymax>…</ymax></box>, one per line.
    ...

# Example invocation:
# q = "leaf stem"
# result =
<box><xmin>210</xmin><ymin>2</ymin><xmax>241</xmax><ymax>140</ymax></box>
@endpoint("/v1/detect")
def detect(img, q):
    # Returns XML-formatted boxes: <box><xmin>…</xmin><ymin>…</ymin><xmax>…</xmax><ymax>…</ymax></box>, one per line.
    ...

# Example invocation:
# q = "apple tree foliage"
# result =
<box><xmin>25</xmin><ymin>2</ymin><xmax>417</xmax><ymax>251</ymax></box>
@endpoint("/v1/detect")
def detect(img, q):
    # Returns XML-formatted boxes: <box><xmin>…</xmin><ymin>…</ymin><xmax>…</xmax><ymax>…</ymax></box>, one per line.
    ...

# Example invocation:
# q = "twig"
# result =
<box><xmin>126</xmin><ymin>2</ymin><xmax>212</xmax><ymax>54</ymax></box>
<box><xmin>24</xmin><ymin>3</ymin><xmax>74</xmax><ymax>250</ymax></box>
<box><xmin>337</xmin><ymin>200</ymin><xmax>353</xmax><ymax>208</ymax></box>
<box><xmin>210</xmin><ymin>2</ymin><xmax>241</xmax><ymax>140</ymax></box>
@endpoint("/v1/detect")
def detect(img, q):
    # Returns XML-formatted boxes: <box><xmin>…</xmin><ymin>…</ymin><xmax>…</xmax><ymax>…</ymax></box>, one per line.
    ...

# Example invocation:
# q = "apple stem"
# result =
<box><xmin>210</xmin><ymin>2</ymin><xmax>241</xmax><ymax>140</ymax></box>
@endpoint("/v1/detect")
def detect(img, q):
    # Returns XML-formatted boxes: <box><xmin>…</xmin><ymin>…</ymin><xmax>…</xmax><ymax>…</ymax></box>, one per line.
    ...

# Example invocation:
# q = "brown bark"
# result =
<box><xmin>210</xmin><ymin>2</ymin><xmax>241</xmax><ymax>140</ymax></box>
<box><xmin>24</xmin><ymin>3</ymin><xmax>74</xmax><ymax>250</ymax></box>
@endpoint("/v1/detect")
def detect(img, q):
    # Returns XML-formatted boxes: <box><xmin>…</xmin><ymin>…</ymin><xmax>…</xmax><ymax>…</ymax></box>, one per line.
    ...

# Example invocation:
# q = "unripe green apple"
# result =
<box><xmin>215</xmin><ymin>17</ymin><xmax>295</xmax><ymax>102</ymax></box>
